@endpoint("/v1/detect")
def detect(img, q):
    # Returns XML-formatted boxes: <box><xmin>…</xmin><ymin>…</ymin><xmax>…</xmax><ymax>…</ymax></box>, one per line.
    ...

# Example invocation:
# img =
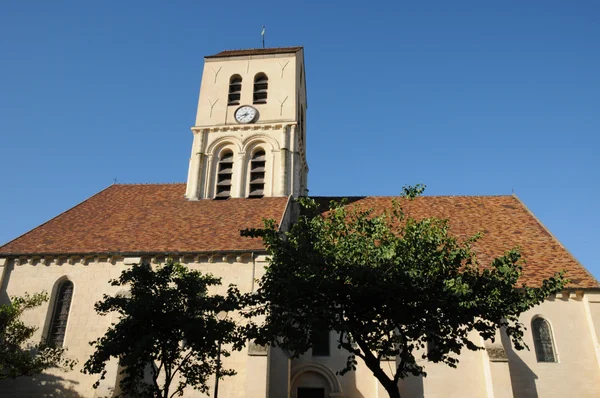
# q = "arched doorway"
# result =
<box><xmin>290</xmin><ymin>362</ymin><xmax>343</xmax><ymax>398</ymax></box>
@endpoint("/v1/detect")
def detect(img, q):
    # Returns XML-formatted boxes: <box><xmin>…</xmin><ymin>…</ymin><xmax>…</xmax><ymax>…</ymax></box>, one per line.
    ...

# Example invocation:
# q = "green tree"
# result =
<box><xmin>83</xmin><ymin>260</ymin><xmax>243</xmax><ymax>398</ymax></box>
<box><xmin>242</xmin><ymin>186</ymin><xmax>567</xmax><ymax>398</ymax></box>
<box><xmin>0</xmin><ymin>292</ymin><xmax>76</xmax><ymax>380</ymax></box>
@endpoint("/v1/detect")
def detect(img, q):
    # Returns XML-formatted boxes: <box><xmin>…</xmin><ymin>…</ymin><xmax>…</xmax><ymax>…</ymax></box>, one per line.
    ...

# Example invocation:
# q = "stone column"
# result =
<box><xmin>583</xmin><ymin>292</ymin><xmax>600</xmax><ymax>371</ymax></box>
<box><xmin>185</xmin><ymin>131</ymin><xmax>202</xmax><ymax>200</ymax></box>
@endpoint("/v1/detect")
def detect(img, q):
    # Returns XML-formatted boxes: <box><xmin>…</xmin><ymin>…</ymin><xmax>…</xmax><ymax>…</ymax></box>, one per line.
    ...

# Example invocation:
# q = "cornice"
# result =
<box><xmin>191</xmin><ymin>121</ymin><xmax>296</xmax><ymax>134</ymax></box>
<box><xmin>0</xmin><ymin>251</ymin><xmax>267</xmax><ymax>267</ymax></box>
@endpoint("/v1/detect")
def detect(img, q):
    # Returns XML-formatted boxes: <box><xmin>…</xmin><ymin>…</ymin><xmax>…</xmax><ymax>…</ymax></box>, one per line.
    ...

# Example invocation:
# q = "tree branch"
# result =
<box><xmin>170</xmin><ymin>350</ymin><xmax>194</xmax><ymax>384</ymax></box>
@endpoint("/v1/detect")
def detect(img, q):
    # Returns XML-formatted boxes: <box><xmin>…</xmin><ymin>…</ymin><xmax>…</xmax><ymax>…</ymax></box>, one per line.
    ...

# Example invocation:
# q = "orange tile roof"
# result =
<box><xmin>0</xmin><ymin>184</ymin><xmax>290</xmax><ymax>255</ymax></box>
<box><xmin>2</xmin><ymin>188</ymin><xmax>595</xmax><ymax>289</ymax></box>
<box><xmin>313</xmin><ymin>196</ymin><xmax>598</xmax><ymax>289</ymax></box>
<box><xmin>205</xmin><ymin>47</ymin><xmax>303</xmax><ymax>59</ymax></box>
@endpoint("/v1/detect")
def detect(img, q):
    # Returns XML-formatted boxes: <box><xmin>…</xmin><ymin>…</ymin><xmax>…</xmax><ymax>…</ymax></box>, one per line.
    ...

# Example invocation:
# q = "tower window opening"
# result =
<box><xmin>228</xmin><ymin>75</ymin><xmax>242</xmax><ymax>106</ymax></box>
<box><xmin>48</xmin><ymin>280</ymin><xmax>74</xmax><ymax>347</ymax></box>
<box><xmin>248</xmin><ymin>150</ymin><xmax>266</xmax><ymax>198</ymax></box>
<box><xmin>216</xmin><ymin>151</ymin><xmax>234</xmax><ymax>199</ymax></box>
<box><xmin>253</xmin><ymin>73</ymin><xmax>268</xmax><ymax>104</ymax></box>
<box><xmin>532</xmin><ymin>317</ymin><xmax>557</xmax><ymax>362</ymax></box>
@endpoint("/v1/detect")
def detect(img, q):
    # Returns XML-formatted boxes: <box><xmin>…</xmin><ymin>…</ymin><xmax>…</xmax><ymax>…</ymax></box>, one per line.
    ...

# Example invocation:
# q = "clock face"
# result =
<box><xmin>234</xmin><ymin>105</ymin><xmax>258</xmax><ymax>124</ymax></box>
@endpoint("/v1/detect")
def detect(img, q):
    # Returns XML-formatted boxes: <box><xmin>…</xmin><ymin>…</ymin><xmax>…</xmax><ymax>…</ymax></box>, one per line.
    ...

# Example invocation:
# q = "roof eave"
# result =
<box><xmin>0</xmin><ymin>249</ymin><xmax>268</xmax><ymax>258</ymax></box>
<box><xmin>205</xmin><ymin>47</ymin><xmax>303</xmax><ymax>59</ymax></box>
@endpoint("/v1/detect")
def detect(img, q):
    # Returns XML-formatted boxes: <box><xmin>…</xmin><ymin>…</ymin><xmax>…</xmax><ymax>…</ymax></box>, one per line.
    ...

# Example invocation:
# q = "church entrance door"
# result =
<box><xmin>298</xmin><ymin>387</ymin><xmax>325</xmax><ymax>398</ymax></box>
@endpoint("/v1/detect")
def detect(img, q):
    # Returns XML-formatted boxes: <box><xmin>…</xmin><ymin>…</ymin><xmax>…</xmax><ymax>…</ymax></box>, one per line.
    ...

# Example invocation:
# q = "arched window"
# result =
<box><xmin>215</xmin><ymin>150</ymin><xmax>234</xmax><ymax>199</ymax></box>
<box><xmin>532</xmin><ymin>317</ymin><xmax>557</xmax><ymax>362</ymax></box>
<box><xmin>253</xmin><ymin>73</ymin><xmax>268</xmax><ymax>104</ymax></box>
<box><xmin>228</xmin><ymin>75</ymin><xmax>242</xmax><ymax>106</ymax></box>
<box><xmin>248</xmin><ymin>150</ymin><xmax>266</xmax><ymax>198</ymax></box>
<box><xmin>49</xmin><ymin>280</ymin><xmax>73</xmax><ymax>347</ymax></box>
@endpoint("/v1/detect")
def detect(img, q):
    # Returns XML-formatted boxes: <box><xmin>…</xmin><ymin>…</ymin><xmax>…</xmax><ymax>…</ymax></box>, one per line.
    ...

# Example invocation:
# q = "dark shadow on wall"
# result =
<box><xmin>311</xmin><ymin>197</ymin><xmax>368</xmax><ymax>213</ymax></box>
<box><xmin>398</xmin><ymin>371</ymin><xmax>424</xmax><ymax>398</ymax></box>
<box><xmin>501</xmin><ymin>329</ymin><xmax>539</xmax><ymax>398</ymax></box>
<box><xmin>0</xmin><ymin>372</ymin><xmax>81</xmax><ymax>397</ymax></box>
<box><xmin>0</xmin><ymin>261</ymin><xmax>14</xmax><ymax>305</ymax></box>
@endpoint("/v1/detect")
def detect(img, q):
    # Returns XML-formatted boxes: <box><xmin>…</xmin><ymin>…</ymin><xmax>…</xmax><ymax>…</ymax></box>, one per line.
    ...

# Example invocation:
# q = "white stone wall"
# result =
<box><xmin>2</xmin><ymin>253</ymin><xmax>600</xmax><ymax>398</ymax></box>
<box><xmin>0</xmin><ymin>255</ymin><xmax>271</xmax><ymax>398</ymax></box>
<box><xmin>195</xmin><ymin>52</ymin><xmax>302</xmax><ymax>127</ymax></box>
<box><xmin>285</xmin><ymin>293</ymin><xmax>600</xmax><ymax>398</ymax></box>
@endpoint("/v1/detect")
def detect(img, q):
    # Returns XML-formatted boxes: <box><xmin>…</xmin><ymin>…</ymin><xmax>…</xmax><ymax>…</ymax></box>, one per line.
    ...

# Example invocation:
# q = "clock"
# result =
<box><xmin>234</xmin><ymin>105</ymin><xmax>258</xmax><ymax>124</ymax></box>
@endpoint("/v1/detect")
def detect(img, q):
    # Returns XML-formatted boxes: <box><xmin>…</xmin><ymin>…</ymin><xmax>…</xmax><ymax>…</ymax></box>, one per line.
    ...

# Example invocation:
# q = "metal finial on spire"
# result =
<box><xmin>261</xmin><ymin>26</ymin><xmax>265</xmax><ymax>48</ymax></box>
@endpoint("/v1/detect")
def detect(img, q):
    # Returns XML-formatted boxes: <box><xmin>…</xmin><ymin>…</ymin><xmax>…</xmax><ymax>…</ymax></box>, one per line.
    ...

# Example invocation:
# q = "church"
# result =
<box><xmin>1</xmin><ymin>46</ymin><xmax>600</xmax><ymax>397</ymax></box>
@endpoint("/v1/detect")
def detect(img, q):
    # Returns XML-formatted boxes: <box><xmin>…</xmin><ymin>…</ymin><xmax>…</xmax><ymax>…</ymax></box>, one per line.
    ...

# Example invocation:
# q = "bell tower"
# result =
<box><xmin>185</xmin><ymin>47</ymin><xmax>308</xmax><ymax>200</ymax></box>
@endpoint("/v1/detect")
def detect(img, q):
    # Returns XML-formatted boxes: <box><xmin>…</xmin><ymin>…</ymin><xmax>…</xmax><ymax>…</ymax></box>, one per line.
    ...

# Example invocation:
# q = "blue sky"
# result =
<box><xmin>1</xmin><ymin>1</ymin><xmax>599</xmax><ymax>278</ymax></box>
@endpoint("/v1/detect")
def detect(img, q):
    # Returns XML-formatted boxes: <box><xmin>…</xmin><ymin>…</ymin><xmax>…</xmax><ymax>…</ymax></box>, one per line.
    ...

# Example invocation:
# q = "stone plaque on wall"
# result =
<box><xmin>486</xmin><ymin>346</ymin><xmax>508</xmax><ymax>362</ymax></box>
<box><xmin>248</xmin><ymin>341</ymin><xmax>268</xmax><ymax>356</ymax></box>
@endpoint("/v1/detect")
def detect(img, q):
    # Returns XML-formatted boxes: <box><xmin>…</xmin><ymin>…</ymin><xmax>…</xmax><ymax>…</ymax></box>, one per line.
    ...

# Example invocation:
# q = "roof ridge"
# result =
<box><xmin>0</xmin><ymin>184</ymin><xmax>115</xmax><ymax>249</ymax></box>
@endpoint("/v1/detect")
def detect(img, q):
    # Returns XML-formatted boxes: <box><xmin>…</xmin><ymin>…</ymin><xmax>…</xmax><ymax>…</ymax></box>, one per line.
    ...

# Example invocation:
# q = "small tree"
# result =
<box><xmin>0</xmin><ymin>292</ymin><xmax>76</xmax><ymax>380</ymax></box>
<box><xmin>83</xmin><ymin>260</ymin><xmax>243</xmax><ymax>398</ymax></box>
<box><xmin>242</xmin><ymin>186</ymin><xmax>567</xmax><ymax>398</ymax></box>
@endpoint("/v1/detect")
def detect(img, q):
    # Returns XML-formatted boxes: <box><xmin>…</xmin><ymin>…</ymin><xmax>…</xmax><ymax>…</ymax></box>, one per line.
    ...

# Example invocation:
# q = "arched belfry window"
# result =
<box><xmin>216</xmin><ymin>150</ymin><xmax>234</xmax><ymax>199</ymax></box>
<box><xmin>49</xmin><ymin>280</ymin><xmax>73</xmax><ymax>347</ymax></box>
<box><xmin>248</xmin><ymin>150</ymin><xmax>266</xmax><ymax>198</ymax></box>
<box><xmin>228</xmin><ymin>75</ymin><xmax>242</xmax><ymax>106</ymax></box>
<box><xmin>532</xmin><ymin>317</ymin><xmax>557</xmax><ymax>362</ymax></box>
<box><xmin>253</xmin><ymin>73</ymin><xmax>268</xmax><ymax>104</ymax></box>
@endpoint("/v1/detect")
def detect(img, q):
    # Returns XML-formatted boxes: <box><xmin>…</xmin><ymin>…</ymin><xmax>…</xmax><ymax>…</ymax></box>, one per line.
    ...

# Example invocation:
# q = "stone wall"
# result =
<box><xmin>0</xmin><ymin>255</ymin><xmax>270</xmax><ymax>398</ymax></box>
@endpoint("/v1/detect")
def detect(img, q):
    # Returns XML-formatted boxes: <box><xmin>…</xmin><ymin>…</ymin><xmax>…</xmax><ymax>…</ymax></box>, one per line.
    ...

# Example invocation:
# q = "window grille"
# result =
<box><xmin>532</xmin><ymin>317</ymin><xmax>557</xmax><ymax>362</ymax></box>
<box><xmin>253</xmin><ymin>73</ymin><xmax>268</xmax><ymax>104</ymax></box>
<box><xmin>228</xmin><ymin>75</ymin><xmax>242</xmax><ymax>105</ymax></box>
<box><xmin>49</xmin><ymin>280</ymin><xmax>73</xmax><ymax>347</ymax></box>
<box><xmin>248</xmin><ymin>150</ymin><xmax>266</xmax><ymax>198</ymax></box>
<box><xmin>216</xmin><ymin>151</ymin><xmax>234</xmax><ymax>199</ymax></box>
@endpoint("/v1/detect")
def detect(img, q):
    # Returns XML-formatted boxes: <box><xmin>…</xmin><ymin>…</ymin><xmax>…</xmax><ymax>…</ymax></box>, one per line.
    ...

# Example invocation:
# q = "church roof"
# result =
<box><xmin>1</xmin><ymin>188</ymin><xmax>595</xmax><ymax>288</ymax></box>
<box><xmin>0</xmin><ymin>184</ymin><xmax>290</xmax><ymax>256</ymax></box>
<box><xmin>205</xmin><ymin>46</ymin><xmax>303</xmax><ymax>58</ymax></box>
<box><xmin>312</xmin><ymin>195</ymin><xmax>599</xmax><ymax>289</ymax></box>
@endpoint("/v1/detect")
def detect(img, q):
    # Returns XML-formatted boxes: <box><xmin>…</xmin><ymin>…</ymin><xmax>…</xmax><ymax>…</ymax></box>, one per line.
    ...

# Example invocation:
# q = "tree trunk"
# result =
<box><xmin>383</xmin><ymin>381</ymin><xmax>401</xmax><ymax>398</ymax></box>
<box><xmin>353</xmin><ymin>338</ymin><xmax>402</xmax><ymax>398</ymax></box>
<box><xmin>362</xmin><ymin>360</ymin><xmax>402</xmax><ymax>398</ymax></box>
